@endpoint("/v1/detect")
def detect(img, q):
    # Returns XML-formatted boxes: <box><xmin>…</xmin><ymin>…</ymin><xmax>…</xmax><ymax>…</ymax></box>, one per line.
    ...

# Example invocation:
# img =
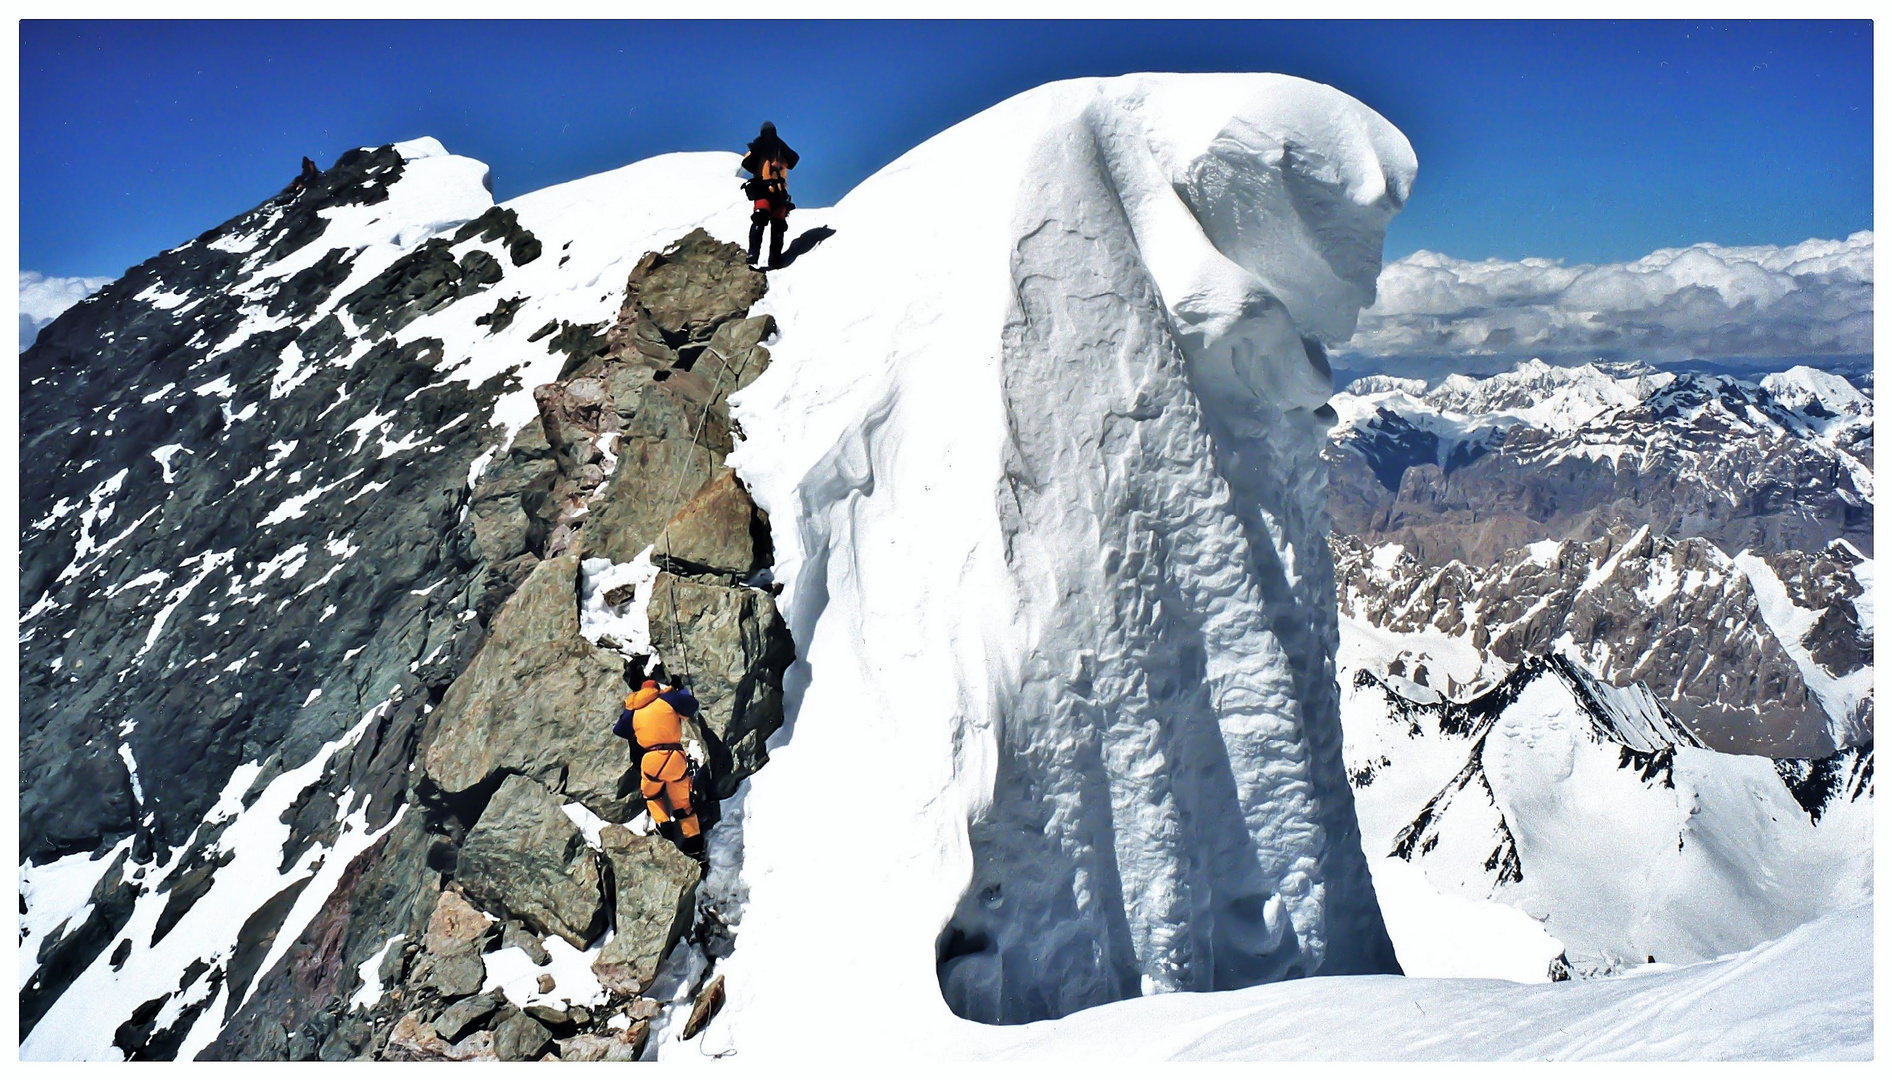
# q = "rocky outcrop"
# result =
<box><xmin>418</xmin><ymin>555</ymin><xmax>640</xmax><ymax>819</ymax></box>
<box><xmin>455</xmin><ymin>775</ymin><xmax>606</xmax><ymax>948</ymax></box>
<box><xmin>592</xmin><ymin>825</ymin><xmax>700</xmax><ymax>995</ymax></box>
<box><xmin>463</xmin><ymin>228</ymin><xmax>772</xmax><ymax>573</ymax></box>
<box><xmin>648</xmin><ymin>574</ymin><xmax>795</xmax><ymax>796</ymax></box>
<box><xmin>411</xmin><ymin>888</ymin><xmax>494</xmax><ymax>999</ymax></box>
<box><xmin>21</xmin><ymin>159</ymin><xmax>794</xmax><ymax>1056</ymax></box>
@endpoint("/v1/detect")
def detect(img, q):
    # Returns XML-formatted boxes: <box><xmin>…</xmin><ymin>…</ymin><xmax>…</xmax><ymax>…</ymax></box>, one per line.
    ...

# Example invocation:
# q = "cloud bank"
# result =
<box><xmin>20</xmin><ymin>271</ymin><xmax>113</xmax><ymax>352</ymax></box>
<box><xmin>1339</xmin><ymin>232</ymin><xmax>1872</xmax><ymax>367</ymax></box>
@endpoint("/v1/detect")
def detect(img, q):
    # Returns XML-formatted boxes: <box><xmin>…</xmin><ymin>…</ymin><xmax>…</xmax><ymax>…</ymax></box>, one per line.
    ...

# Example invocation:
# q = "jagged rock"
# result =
<box><xmin>695</xmin><ymin>313</ymin><xmax>775</xmax><ymax>402</ymax></box>
<box><xmin>647</xmin><ymin>574</ymin><xmax>794</xmax><ymax>796</ymax></box>
<box><xmin>525</xmin><ymin>1001</ymin><xmax>569</xmax><ymax>1027</ymax></box>
<box><xmin>432</xmin><ymin>990</ymin><xmax>505</xmax><ymax>1041</ymax></box>
<box><xmin>420</xmin><ymin>555</ymin><xmax>640</xmax><ymax>819</ymax></box>
<box><xmin>408</xmin><ymin>888</ymin><xmax>493</xmax><ymax>999</ymax></box>
<box><xmin>682</xmin><ymin>974</ymin><xmax>726</xmax><ymax>1040</ymax></box>
<box><xmin>628</xmin><ymin>229</ymin><xmax>766</xmax><ymax>347</ymax></box>
<box><xmin>591</xmin><ymin>825</ymin><xmax>700</xmax><ymax>996</ymax></box>
<box><xmin>580</xmin><ymin>371</ymin><xmax>733</xmax><ymax>565</ymax></box>
<box><xmin>558</xmin><ymin>1027</ymin><xmax>647</xmax><ymax>1062</ymax></box>
<box><xmin>652</xmin><ymin>468</ymin><xmax>771</xmax><ymax>578</ymax></box>
<box><xmin>536</xmin><ymin>974</ymin><xmax>557</xmax><ymax>996</ymax></box>
<box><xmin>456</xmin><ymin>774</ymin><xmax>606</xmax><ymax>948</ymax></box>
<box><xmin>223</xmin><ymin>878</ymin><xmax>312</xmax><ymax>1012</ymax></box>
<box><xmin>494</xmin><ymin>1010</ymin><xmax>555</xmax><ymax>1061</ymax></box>
<box><xmin>453</xmin><ymin>205</ymin><xmax>543</xmax><ymax>267</ymax></box>
<box><xmin>384</xmin><ymin>1011</ymin><xmax>498</xmax><ymax>1062</ymax></box>
<box><xmin>423</xmin><ymin>888</ymin><xmax>495</xmax><ymax>954</ymax></box>
<box><xmin>623</xmin><ymin>997</ymin><xmax>662</xmax><ymax>1022</ymax></box>
<box><xmin>501</xmin><ymin>920</ymin><xmax>553</xmax><ymax>966</ymax></box>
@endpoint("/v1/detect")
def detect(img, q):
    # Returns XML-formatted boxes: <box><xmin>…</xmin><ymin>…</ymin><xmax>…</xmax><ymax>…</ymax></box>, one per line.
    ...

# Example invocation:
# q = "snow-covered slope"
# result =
<box><xmin>1341</xmin><ymin>658</ymin><xmax>1871</xmax><ymax>980</ymax></box>
<box><xmin>979</xmin><ymin>900</ymin><xmax>1871</xmax><ymax>1061</ymax></box>
<box><xmin>702</xmin><ymin>73</ymin><xmax>1415</xmax><ymax>1056</ymax></box>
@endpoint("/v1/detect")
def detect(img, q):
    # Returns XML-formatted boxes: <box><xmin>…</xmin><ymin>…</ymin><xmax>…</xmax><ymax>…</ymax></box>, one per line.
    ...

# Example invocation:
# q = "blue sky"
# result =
<box><xmin>19</xmin><ymin>20</ymin><xmax>1873</xmax><ymax>280</ymax></box>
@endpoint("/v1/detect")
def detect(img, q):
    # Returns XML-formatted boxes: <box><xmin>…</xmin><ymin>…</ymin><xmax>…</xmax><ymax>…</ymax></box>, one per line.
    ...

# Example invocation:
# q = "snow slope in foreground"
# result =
<box><xmin>978</xmin><ymin>901</ymin><xmax>1871</xmax><ymax>1061</ymax></box>
<box><xmin>705</xmin><ymin>73</ymin><xmax>1417</xmax><ymax>1057</ymax></box>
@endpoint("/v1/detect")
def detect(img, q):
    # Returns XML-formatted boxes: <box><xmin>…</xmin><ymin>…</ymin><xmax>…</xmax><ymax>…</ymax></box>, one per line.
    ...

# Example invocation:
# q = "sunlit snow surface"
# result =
<box><xmin>976</xmin><ymin>902</ymin><xmax>1870</xmax><ymax>1061</ymax></box>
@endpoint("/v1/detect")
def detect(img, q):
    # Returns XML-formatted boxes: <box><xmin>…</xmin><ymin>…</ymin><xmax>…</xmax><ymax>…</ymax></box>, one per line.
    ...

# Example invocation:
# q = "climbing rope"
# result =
<box><xmin>647</xmin><ymin>332</ymin><xmax>753</xmax><ymax>688</ymax></box>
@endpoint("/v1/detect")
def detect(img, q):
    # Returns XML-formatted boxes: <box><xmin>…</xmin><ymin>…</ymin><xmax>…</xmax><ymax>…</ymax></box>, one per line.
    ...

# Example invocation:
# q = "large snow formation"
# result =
<box><xmin>708</xmin><ymin>73</ymin><xmax>1416</xmax><ymax>1056</ymax></box>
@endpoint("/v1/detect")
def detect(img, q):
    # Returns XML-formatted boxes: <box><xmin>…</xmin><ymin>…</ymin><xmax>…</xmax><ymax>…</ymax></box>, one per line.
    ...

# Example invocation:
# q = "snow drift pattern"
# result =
<box><xmin>718</xmin><ymin>74</ymin><xmax>1415</xmax><ymax>1055</ymax></box>
<box><xmin>1342</xmin><ymin>231</ymin><xmax>1873</xmax><ymax>365</ymax></box>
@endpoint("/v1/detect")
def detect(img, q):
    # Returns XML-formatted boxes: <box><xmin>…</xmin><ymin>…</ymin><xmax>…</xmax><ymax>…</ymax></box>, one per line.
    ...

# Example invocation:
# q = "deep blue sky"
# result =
<box><xmin>20</xmin><ymin>20</ymin><xmax>1873</xmax><ymax>279</ymax></box>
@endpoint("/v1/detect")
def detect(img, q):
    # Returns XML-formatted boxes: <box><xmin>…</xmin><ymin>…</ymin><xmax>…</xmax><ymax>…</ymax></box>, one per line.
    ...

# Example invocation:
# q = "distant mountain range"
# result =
<box><xmin>1325</xmin><ymin>358</ymin><xmax>1872</xmax><ymax>758</ymax></box>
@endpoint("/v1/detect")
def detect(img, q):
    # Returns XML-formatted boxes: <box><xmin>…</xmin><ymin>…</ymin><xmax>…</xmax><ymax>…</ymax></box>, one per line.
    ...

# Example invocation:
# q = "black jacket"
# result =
<box><xmin>741</xmin><ymin>132</ymin><xmax>800</xmax><ymax>176</ymax></box>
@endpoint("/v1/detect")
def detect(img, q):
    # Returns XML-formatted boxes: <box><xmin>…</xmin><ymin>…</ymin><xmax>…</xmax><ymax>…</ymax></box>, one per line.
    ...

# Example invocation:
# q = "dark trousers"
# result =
<box><xmin>749</xmin><ymin>208</ymin><xmax>787</xmax><ymax>267</ymax></box>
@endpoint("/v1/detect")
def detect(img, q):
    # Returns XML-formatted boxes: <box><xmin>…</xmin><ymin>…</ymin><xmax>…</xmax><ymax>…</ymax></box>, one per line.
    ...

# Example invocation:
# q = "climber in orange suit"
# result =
<box><xmin>614</xmin><ymin>679</ymin><xmax>705</xmax><ymax>857</ymax></box>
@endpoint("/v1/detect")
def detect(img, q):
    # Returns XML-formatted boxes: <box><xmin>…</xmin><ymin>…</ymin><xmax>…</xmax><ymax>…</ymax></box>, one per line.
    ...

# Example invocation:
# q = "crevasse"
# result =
<box><xmin>716</xmin><ymin>74</ymin><xmax>1416</xmax><ymax>1057</ymax></box>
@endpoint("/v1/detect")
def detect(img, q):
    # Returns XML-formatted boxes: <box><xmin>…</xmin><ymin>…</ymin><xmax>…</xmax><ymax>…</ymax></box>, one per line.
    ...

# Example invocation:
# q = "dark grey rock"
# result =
<box><xmin>493</xmin><ymin>1010</ymin><xmax>554</xmax><ymax>1061</ymax></box>
<box><xmin>647</xmin><ymin>574</ymin><xmax>794</xmax><ymax>796</ymax></box>
<box><xmin>455</xmin><ymin>774</ymin><xmax>606</xmax><ymax>949</ymax></box>
<box><xmin>591</xmin><ymin>824</ymin><xmax>700</xmax><ymax>996</ymax></box>
<box><xmin>432</xmin><ymin>990</ymin><xmax>505</xmax><ymax>1042</ymax></box>
<box><xmin>419</xmin><ymin>555</ymin><xmax>640</xmax><ymax>819</ymax></box>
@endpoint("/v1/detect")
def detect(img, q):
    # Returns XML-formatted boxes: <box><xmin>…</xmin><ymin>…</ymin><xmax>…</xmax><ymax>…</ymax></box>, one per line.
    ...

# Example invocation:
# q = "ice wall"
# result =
<box><xmin>717</xmin><ymin>73</ymin><xmax>1416</xmax><ymax>1057</ymax></box>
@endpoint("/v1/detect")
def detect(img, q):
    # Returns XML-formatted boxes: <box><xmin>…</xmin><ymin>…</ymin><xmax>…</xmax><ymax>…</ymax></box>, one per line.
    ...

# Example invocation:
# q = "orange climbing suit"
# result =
<box><xmin>625</xmin><ymin>683</ymin><xmax>701</xmax><ymax>840</ymax></box>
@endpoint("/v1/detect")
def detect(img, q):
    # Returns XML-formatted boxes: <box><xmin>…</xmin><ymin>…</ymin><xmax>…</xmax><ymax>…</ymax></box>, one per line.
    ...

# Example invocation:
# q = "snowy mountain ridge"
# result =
<box><xmin>21</xmin><ymin>73</ymin><xmax>1432</xmax><ymax>1062</ymax></box>
<box><xmin>17</xmin><ymin>72</ymin><xmax>1872</xmax><ymax>1064</ymax></box>
<box><xmin>1331</xmin><ymin>359</ymin><xmax>1872</xmax><ymax>506</ymax></box>
<box><xmin>1334</xmin><ymin>527</ymin><xmax>1873</xmax><ymax>755</ymax></box>
<box><xmin>1342</xmin><ymin>655</ymin><xmax>1871</xmax><ymax>981</ymax></box>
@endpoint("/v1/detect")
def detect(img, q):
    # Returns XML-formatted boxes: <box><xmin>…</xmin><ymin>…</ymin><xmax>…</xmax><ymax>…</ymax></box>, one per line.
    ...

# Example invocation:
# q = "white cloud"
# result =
<box><xmin>1340</xmin><ymin>232</ymin><xmax>1872</xmax><ymax>364</ymax></box>
<box><xmin>20</xmin><ymin>271</ymin><xmax>113</xmax><ymax>352</ymax></box>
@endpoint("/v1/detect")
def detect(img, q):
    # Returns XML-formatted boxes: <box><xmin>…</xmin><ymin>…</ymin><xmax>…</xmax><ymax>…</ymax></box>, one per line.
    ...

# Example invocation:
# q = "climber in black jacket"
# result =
<box><xmin>741</xmin><ymin>122</ymin><xmax>799</xmax><ymax>269</ymax></box>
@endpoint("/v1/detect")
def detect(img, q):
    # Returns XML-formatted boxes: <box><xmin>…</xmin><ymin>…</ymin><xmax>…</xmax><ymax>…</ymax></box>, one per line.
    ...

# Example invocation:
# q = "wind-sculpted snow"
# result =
<box><xmin>713</xmin><ymin>73</ymin><xmax>1414</xmax><ymax>1056</ymax></box>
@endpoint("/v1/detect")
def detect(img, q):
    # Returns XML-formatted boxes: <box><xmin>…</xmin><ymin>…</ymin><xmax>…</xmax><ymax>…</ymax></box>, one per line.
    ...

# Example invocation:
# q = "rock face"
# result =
<box><xmin>455</xmin><ymin>774</ymin><xmax>606</xmax><ymax>948</ymax></box>
<box><xmin>461</xmin><ymin>229</ymin><xmax>772</xmax><ymax>572</ymax></box>
<box><xmin>592</xmin><ymin>825</ymin><xmax>700</xmax><ymax>995</ymax></box>
<box><xmin>216</xmin><ymin>228</ymin><xmax>790</xmax><ymax>1058</ymax></box>
<box><xmin>652</xmin><ymin>467</ymin><xmax>773</xmax><ymax>578</ymax></box>
<box><xmin>17</xmin><ymin>142</ymin><xmax>513</xmax><ymax>867</ymax></box>
<box><xmin>419</xmin><ymin>555</ymin><xmax>640</xmax><ymax>819</ymax></box>
<box><xmin>411</xmin><ymin>888</ymin><xmax>493</xmax><ymax>1000</ymax></box>
<box><xmin>647</xmin><ymin>574</ymin><xmax>795</xmax><ymax>797</ymax></box>
<box><xmin>20</xmin><ymin>145</ymin><xmax>795</xmax><ymax>1058</ymax></box>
